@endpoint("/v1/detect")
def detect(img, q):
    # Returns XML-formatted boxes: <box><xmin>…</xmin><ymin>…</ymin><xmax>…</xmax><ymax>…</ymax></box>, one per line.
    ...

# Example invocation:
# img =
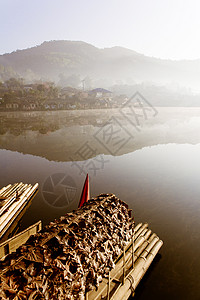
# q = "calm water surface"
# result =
<box><xmin>0</xmin><ymin>108</ymin><xmax>200</xmax><ymax>300</ymax></box>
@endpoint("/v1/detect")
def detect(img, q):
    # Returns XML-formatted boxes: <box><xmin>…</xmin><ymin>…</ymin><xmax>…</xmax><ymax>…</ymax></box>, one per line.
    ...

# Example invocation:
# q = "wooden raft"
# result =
<box><xmin>0</xmin><ymin>220</ymin><xmax>42</xmax><ymax>260</ymax></box>
<box><xmin>86</xmin><ymin>223</ymin><xmax>163</xmax><ymax>300</ymax></box>
<box><xmin>0</xmin><ymin>182</ymin><xmax>39</xmax><ymax>241</ymax></box>
<box><xmin>0</xmin><ymin>192</ymin><xmax>162</xmax><ymax>299</ymax></box>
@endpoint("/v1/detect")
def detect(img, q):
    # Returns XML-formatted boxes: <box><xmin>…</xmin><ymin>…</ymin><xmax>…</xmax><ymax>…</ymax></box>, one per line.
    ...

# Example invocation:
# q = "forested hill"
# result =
<box><xmin>0</xmin><ymin>40</ymin><xmax>200</xmax><ymax>90</ymax></box>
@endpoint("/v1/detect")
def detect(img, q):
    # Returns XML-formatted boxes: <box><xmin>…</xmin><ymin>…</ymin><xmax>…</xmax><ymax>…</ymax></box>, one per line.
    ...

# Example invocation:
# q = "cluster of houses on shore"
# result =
<box><xmin>0</xmin><ymin>84</ymin><xmax>127</xmax><ymax>111</ymax></box>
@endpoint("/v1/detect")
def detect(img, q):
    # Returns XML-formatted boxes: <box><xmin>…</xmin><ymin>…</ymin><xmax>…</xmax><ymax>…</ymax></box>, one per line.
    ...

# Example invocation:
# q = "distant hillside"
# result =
<box><xmin>0</xmin><ymin>40</ymin><xmax>200</xmax><ymax>90</ymax></box>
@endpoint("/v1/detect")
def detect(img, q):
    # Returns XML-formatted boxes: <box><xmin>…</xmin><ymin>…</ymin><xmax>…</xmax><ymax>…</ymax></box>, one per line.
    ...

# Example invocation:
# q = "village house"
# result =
<box><xmin>60</xmin><ymin>87</ymin><xmax>77</xmax><ymax>99</ymax></box>
<box><xmin>89</xmin><ymin>88</ymin><xmax>112</xmax><ymax>99</ymax></box>
<box><xmin>78</xmin><ymin>91</ymin><xmax>89</xmax><ymax>99</ymax></box>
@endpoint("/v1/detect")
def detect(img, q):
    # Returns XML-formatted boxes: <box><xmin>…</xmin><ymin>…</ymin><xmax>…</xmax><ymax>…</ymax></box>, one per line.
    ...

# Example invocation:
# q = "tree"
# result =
<box><xmin>5</xmin><ymin>77</ymin><xmax>23</xmax><ymax>89</ymax></box>
<box><xmin>37</xmin><ymin>84</ymin><xmax>46</xmax><ymax>92</ymax></box>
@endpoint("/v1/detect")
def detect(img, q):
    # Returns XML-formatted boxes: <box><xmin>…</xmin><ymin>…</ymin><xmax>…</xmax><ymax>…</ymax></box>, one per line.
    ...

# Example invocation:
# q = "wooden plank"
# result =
<box><xmin>0</xmin><ymin>221</ymin><xmax>42</xmax><ymax>259</ymax></box>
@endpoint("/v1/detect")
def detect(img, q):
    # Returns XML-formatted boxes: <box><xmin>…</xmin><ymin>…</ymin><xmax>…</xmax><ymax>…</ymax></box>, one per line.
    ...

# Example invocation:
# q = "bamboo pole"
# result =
<box><xmin>141</xmin><ymin>236</ymin><xmax>160</xmax><ymax>258</ymax></box>
<box><xmin>15</xmin><ymin>184</ymin><xmax>29</xmax><ymax>197</ymax></box>
<box><xmin>133</xmin><ymin>233</ymin><xmax>157</xmax><ymax>262</ymax></box>
<box><xmin>107</xmin><ymin>271</ymin><xmax>110</xmax><ymax>300</ymax></box>
<box><xmin>132</xmin><ymin>233</ymin><xmax>134</xmax><ymax>269</ymax></box>
<box><xmin>0</xmin><ymin>184</ymin><xmax>12</xmax><ymax>197</ymax></box>
<box><xmin>123</xmin><ymin>245</ymin><xmax>126</xmax><ymax>284</ymax></box>
<box><xmin>111</xmin><ymin>239</ymin><xmax>163</xmax><ymax>300</ymax></box>
<box><xmin>123</xmin><ymin>230</ymin><xmax>154</xmax><ymax>274</ymax></box>
<box><xmin>134</xmin><ymin>229</ymin><xmax>151</xmax><ymax>251</ymax></box>
<box><xmin>17</xmin><ymin>186</ymin><xmax>33</xmax><ymax>201</ymax></box>
<box><xmin>2</xmin><ymin>183</ymin><xmax>21</xmax><ymax>197</ymax></box>
<box><xmin>134</xmin><ymin>223</ymin><xmax>142</xmax><ymax>233</ymax></box>
<box><xmin>10</xmin><ymin>182</ymin><xmax>29</xmax><ymax>197</ymax></box>
<box><xmin>87</xmin><ymin>223</ymin><xmax>163</xmax><ymax>300</ymax></box>
<box><xmin>0</xmin><ymin>184</ymin><xmax>30</xmax><ymax>217</ymax></box>
<box><xmin>89</xmin><ymin>229</ymin><xmax>158</xmax><ymax>300</ymax></box>
<box><xmin>134</xmin><ymin>240</ymin><xmax>163</xmax><ymax>289</ymax></box>
<box><xmin>0</xmin><ymin>183</ymin><xmax>18</xmax><ymax>199</ymax></box>
<box><xmin>110</xmin><ymin>228</ymin><xmax>153</xmax><ymax>284</ymax></box>
<box><xmin>121</xmin><ymin>288</ymin><xmax>134</xmax><ymax>300</ymax></box>
<box><xmin>20</xmin><ymin>183</ymin><xmax>39</xmax><ymax>201</ymax></box>
<box><xmin>0</xmin><ymin>194</ymin><xmax>30</xmax><ymax>227</ymax></box>
<box><xmin>0</xmin><ymin>196</ymin><xmax>16</xmax><ymax>217</ymax></box>
<box><xmin>105</xmin><ymin>233</ymin><xmax>161</xmax><ymax>300</ymax></box>
<box><xmin>1</xmin><ymin>183</ymin><xmax>23</xmax><ymax>198</ymax></box>
<box><xmin>0</xmin><ymin>183</ymin><xmax>39</xmax><ymax>235</ymax></box>
<box><xmin>134</xmin><ymin>223</ymin><xmax>148</xmax><ymax>240</ymax></box>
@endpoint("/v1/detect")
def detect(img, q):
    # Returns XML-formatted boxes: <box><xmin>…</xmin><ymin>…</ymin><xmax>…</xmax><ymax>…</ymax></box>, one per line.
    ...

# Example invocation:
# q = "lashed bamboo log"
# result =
<box><xmin>134</xmin><ymin>229</ymin><xmax>151</xmax><ymax>250</ymax></box>
<box><xmin>0</xmin><ymin>183</ymin><xmax>39</xmax><ymax>240</ymax></box>
<box><xmin>134</xmin><ymin>233</ymin><xmax>157</xmax><ymax>261</ymax></box>
<box><xmin>134</xmin><ymin>240</ymin><xmax>163</xmax><ymax>288</ymax></box>
<box><xmin>0</xmin><ymin>184</ymin><xmax>38</xmax><ymax>229</ymax></box>
<box><xmin>0</xmin><ymin>184</ymin><xmax>12</xmax><ymax>197</ymax></box>
<box><xmin>134</xmin><ymin>223</ymin><xmax>148</xmax><ymax>240</ymax></box>
<box><xmin>0</xmin><ymin>184</ymin><xmax>30</xmax><ymax>217</ymax></box>
<box><xmin>0</xmin><ymin>184</ymin><xmax>17</xmax><ymax>200</ymax></box>
<box><xmin>111</xmin><ymin>239</ymin><xmax>163</xmax><ymax>300</ymax></box>
<box><xmin>134</xmin><ymin>223</ymin><xmax>142</xmax><ymax>233</ymax></box>
<box><xmin>0</xmin><ymin>182</ymin><xmax>21</xmax><ymax>198</ymax></box>
<box><xmin>0</xmin><ymin>190</ymin><xmax>163</xmax><ymax>300</ymax></box>
<box><xmin>0</xmin><ymin>182</ymin><xmax>23</xmax><ymax>200</ymax></box>
<box><xmin>0</xmin><ymin>183</ymin><xmax>18</xmax><ymax>195</ymax></box>
<box><xmin>88</xmin><ymin>226</ymin><xmax>162</xmax><ymax>300</ymax></box>
<box><xmin>88</xmin><ymin>223</ymin><xmax>144</xmax><ymax>300</ymax></box>
<box><xmin>120</xmin><ymin>229</ymin><xmax>153</xmax><ymax>275</ymax></box>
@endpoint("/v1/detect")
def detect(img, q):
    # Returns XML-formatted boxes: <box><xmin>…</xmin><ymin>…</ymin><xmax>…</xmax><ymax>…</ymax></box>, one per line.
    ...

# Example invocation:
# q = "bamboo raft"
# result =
<box><xmin>0</xmin><ymin>193</ymin><xmax>163</xmax><ymax>300</ymax></box>
<box><xmin>87</xmin><ymin>223</ymin><xmax>163</xmax><ymax>299</ymax></box>
<box><xmin>0</xmin><ymin>182</ymin><xmax>39</xmax><ymax>242</ymax></box>
<box><xmin>0</xmin><ymin>221</ymin><xmax>42</xmax><ymax>260</ymax></box>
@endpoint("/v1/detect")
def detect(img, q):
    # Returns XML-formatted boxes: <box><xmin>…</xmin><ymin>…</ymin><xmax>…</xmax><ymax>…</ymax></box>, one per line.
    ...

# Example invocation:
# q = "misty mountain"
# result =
<box><xmin>0</xmin><ymin>40</ymin><xmax>200</xmax><ymax>90</ymax></box>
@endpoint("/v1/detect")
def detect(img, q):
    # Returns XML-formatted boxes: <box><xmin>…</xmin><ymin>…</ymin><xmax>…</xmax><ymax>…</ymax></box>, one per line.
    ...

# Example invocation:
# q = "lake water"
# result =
<box><xmin>0</xmin><ymin>107</ymin><xmax>200</xmax><ymax>300</ymax></box>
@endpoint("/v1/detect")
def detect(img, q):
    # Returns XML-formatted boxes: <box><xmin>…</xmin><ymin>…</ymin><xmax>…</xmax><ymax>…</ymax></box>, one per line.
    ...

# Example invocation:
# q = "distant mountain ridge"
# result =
<box><xmin>0</xmin><ymin>40</ymin><xmax>200</xmax><ymax>90</ymax></box>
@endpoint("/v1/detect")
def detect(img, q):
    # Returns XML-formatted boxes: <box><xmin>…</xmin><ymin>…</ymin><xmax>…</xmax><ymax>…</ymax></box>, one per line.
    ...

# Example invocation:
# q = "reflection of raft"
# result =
<box><xmin>0</xmin><ymin>182</ymin><xmax>39</xmax><ymax>242</ymax></box>
<box><xmin>0</xmin><ymin>193</ymin><xmax>163</xmax><ymax>299</ymax></box>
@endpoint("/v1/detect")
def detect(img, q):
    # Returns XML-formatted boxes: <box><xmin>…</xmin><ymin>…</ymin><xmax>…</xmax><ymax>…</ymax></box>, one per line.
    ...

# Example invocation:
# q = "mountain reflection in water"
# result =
<box><xmin>1</xmin><ymin>107</ymin><xmax>200</xmax><ymax>161</ymax></box>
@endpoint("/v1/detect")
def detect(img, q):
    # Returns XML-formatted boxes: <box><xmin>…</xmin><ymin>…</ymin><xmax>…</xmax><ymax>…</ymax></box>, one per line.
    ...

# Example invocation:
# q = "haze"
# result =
<box><xmin>1</xmin><ymin>0</ymin><xmax>200</xmax><ymax>60</ymax></box>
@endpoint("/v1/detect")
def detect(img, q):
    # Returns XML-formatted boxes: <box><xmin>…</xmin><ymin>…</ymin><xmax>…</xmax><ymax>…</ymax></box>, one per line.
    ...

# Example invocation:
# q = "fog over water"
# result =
<box><xmin>0</xmin><ymin>107</ymin><xmax>200</xmax><ymax>299</ymax></box>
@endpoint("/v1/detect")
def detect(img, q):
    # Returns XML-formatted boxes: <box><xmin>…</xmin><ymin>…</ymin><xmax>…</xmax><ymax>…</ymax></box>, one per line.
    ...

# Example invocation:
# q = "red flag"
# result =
<box><xmin>78</xmin><ymin>174</ymin><xmax>90</xmax><ymax>208</ymax></box>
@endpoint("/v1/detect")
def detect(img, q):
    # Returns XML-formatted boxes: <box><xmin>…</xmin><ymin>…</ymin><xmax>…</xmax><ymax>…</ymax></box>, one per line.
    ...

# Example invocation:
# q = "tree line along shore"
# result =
<box><xmin>0</xmin><ymin>78</ymin><xmax>127</xmax><ymax>111</ymax></box>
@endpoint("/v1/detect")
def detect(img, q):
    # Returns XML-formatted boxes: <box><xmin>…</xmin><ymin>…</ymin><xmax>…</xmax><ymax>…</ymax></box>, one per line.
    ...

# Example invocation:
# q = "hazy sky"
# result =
<box><xmin>1</xmin><ymin>0</ymin><xmax>200</xmax><ymax>60</ymax></box>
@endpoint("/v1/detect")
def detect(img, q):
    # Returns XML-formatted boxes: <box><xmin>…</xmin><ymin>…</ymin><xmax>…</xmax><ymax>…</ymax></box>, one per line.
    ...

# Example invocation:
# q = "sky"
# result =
<box><xmin>1</xmin><ymin>0</ymin><xmax>200</xmax><ymax>60</ymax></box>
